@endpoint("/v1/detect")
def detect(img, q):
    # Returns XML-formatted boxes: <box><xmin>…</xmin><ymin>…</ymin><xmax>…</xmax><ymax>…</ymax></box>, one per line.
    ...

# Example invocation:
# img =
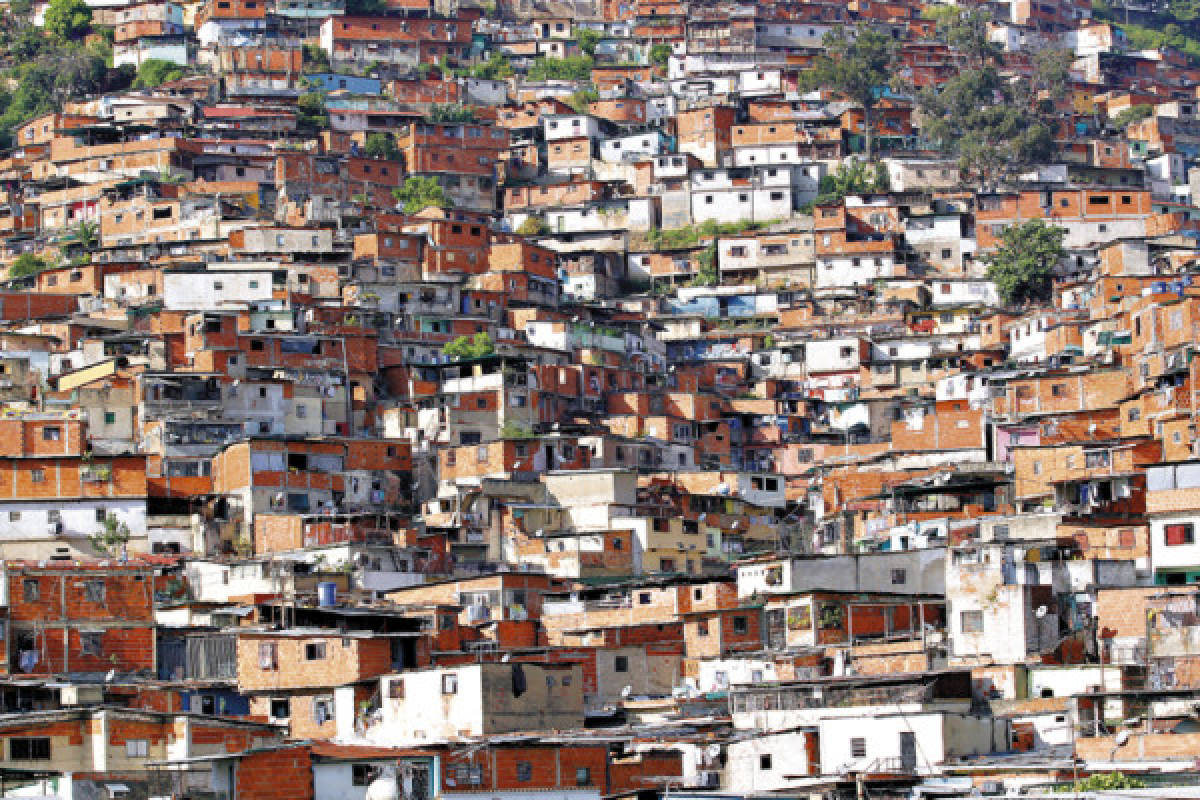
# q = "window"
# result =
<box><xmin>891</xmin><ymin>568</ymin><xmax>906</xmax><ymax>584</ymax></box>
<box><xmin>258</xmin><ymin>642</ymin><xmax>278</xmax><ymax>670</ymax></box>
<box><xmin>452</xmin><ymin>765</ymin><xmax>483</xmax><ymax>786</ymax></box>
<box><xmin>7</xmin><ymin>512</ymin><xmax>17</xmax><ymax>522</ymax></box>
<box><xmin>81</xmin><ymin>632</ymin><xmax>102</xmax><ymax>656</ymax></box>
<box><xmin>759</xmin><ymin>754</ymin><xmax>772</xmax><ymax>770</ymax></box>
<box><xmin>270</xmin><ymin>698</ymin><xmax>290</xmax><ymax>719</ymax></box>
<box><xmin>732</xmin><ymin>616</ymin><xmax>748</xmax><ymax>634</ymax></box>
<box><xmin>22</xmin><ymin>579</ymin><xmax>39</xmax><ymax>602</ymax></box>
<box><xmin>850</xmin><ymin>738</ymin><xmax>866</xmax><ymax>758</ymax></box>
<box><xmin>305</xmin><ymin>642</ymin><xmax>326</xmax><ymax>660</ymax></box>
<box><xmin>84</xmin><ymin>580</ymin><xmax>105</xmax><ymax>603</ymax></box>
<box><xmin>638</xmin><ymin>592</ymin><xmax>651</xmax><ymax>605</ymax></box>
<box><xmin>516</xmin><ymin>762</ymin><xmax>532</xmax><ymax>782</ymax></box>
<box><xmin>697</xmin><ymin>619</ymin><xmax>710</xmax><ymax>636</ymax></box>
<box><xmin>1165</xmin><ymin>523</ymin><xmax>1195</xmax><ymax>546</ymax></box>
<box><xmin>313</xmin><ymin>696</ymin><xmax>334</xmax><ymax>725</ymax></box>
<box><xmin>43</xmin><ymin>426</ymin><xmax>61</xmax><ymax>441</ymax></box>
<box><xmin>442</xmin><ymin>673</ymin><xmax>458</xmax><ymax>694</ymax></box>
<box><xmin>10</xmin><ymin>738</ymin><xmax>50</xmax><ymax>760</ymax></box>
<box><xmin>576</xmin><ymin>768</ymin><xmax>591</xmax><ymax>786</ymax></box>
<box><xmin>961</xmin><ymin>610</ymin><xmax>984</xmax><ymax>633</ymax></box>
<box><xmin>31</xmin><ymin>469</ymin><xmax>44</xmax><ymax>483</ymax></box>
<box><xmin>125</xmin><ymin>739</ymin><xmax>148</xmax><ymax>758</ymax></box>
<box><xmin>104</xmin><ymin>411</ymin><xmax>116</xmax><ymax>425</ymax></box>
<box><xmin>352</xmin><ymin>765</ymin><xmax>373</xmax><ymax>786</ymax></box>
<box><xmin>614</xmin><ymin>655</ymin><xmax>629</xmax><ymax>673</ymax></box>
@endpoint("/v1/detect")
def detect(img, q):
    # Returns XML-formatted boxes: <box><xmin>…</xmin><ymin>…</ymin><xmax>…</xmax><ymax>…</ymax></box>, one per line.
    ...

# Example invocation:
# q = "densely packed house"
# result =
<box><xmin>2</xmin><ymin>0</ymin><xmax>1200</xmax><ymax>794</ymax></box>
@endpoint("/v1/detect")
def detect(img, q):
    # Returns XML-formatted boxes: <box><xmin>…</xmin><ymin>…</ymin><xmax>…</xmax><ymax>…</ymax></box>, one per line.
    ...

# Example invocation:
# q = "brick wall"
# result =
<box><xmin>1095</xmin><ymin>587</ymin><xmax>1163</xmax><ymax>637</ymax></box>
<box><xmin>1076</xmin><ymin>731</ymin><xmax>1200</xmax><ymax>761</ymax></box>
<box><xmin>237</xmin><ymin>634</ymin><xmax>394</xmax><ymax>690</ymax></box>
<box><xmin>235</xmin><ymin>746</ymin><xmax>314</xmax><ymax>800</ymax></box>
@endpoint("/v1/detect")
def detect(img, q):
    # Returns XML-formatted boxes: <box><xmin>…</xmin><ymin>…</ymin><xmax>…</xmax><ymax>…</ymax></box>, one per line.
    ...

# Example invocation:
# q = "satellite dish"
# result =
<box><xmin>1115</xmin><ymin>730</ymin><xmax>1131</xmax><ymax>747</ymax></box>
<box><xmin>1035</xmin><ymin>606</ymin><xmax>1048</xmax><ymax>618</ymax></box>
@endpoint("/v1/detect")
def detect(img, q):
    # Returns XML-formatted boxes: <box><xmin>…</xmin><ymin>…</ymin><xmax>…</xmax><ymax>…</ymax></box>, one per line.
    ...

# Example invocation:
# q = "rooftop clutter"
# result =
<box><xmin>0</xmin><ymin>0</ymin><xmax>1200</xmax><ymax>796</ymax></box>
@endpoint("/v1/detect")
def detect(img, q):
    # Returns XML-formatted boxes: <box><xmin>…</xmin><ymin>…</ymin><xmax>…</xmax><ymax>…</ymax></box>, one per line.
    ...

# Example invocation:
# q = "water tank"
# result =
<box><xmin>365</xmin><ymin>768</ymin><xmax>399</xmax><ymax>800</ymax></box>
<box><xmin>317</xmin><ymin>581</ymin><xmax>337</xmax><ymax>607</ymax></box>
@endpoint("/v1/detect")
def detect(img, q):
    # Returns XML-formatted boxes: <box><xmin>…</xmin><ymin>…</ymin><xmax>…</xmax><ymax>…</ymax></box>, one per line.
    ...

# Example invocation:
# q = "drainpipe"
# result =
<box><xmin>61</xmin><ymin>574</ymin><xmax>68</xmax><ymax>674</ymax></box>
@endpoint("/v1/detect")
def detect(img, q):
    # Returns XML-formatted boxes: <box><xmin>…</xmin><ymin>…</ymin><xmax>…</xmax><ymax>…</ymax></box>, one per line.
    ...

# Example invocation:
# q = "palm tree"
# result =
<box><xmin>70</xmin><ymin>219</ymin><xmax>99</xmax><ymax>250</ymax></box>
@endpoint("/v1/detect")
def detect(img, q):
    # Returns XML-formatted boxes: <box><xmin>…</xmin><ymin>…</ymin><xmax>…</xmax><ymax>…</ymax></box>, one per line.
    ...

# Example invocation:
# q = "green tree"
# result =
<box><xmin>938</xmin><ymin>7</ymin><xmax>1000</xmax><ymax>65</ymax></box>
<box><xmin>916</xmin><ymin>65</ymin><xmax>1053</xmax><ymax>181</ymax></box>
<box><xmin>517</xmin><ymin>216</ymin><xmax>548</xmax><ymax>235</ymax></box>
<box><xmin>8</xmin><ymin>253</ymin><xmax>46</xmax><ymax>279</ymax></box>
<box><xmin>649</xmin><ymin>43</ymin><xmax>672</xmax><ymax>66</ymax></box>
<box><xmin>364</xmin><ymin>132</ymin><xmax>400</xmax><ymax>160</ymax></box>
<box><xmin>1058</xmin><ymin>773</ymin><xmax>1146</xmax><ymax>793</ymax></box>
<box><xmin>575</xmin><ymin>27</ymin><xmax>601</xmax><ymax>57</ymax></box>
<box><xmin>527</xmin><ymin>54</ymin><xmax>594</xmax><ymax>81</ymax></box>
<box><xmin>984</xmin><ymin>219</ymin><xmax>1065</xmax><ymax>306</ymax></box>
<box><xmin>803</xmin><ymin>25</ymin><xmax>897</xmax><ymax>159</ymax></box>
<box><xmin>566</xmin><ymin>88</ymin><xmax>598</xmax><ymax>113</ymax></box>
<box><xmin>88</xmin><ymin>27</ymin><xmax>114</xmax><ymax>69</ymax></box>
<box><xmin>296</xmin><ymin>91</ymin><xmax>328</xmax><ymax>130</ymax></box>
<box><xmin>70</xmin><ymin>219</ymin><xmax>98</xmax><ymax>250</ymax></box>
<box><xmin>133</xmin><ymin>58</ymin><xmax>184</xmax><ymax>88</ymax></box>
<box><xmin>443</xmin><ymin>331</ymin><xmax>495</xmax><ymax>360</ymax></box>
<box><xmin>91</xmin><ymin>513</ymin><xmax>131</xmax><ymax>557</ymax></box>
<box><xmin>812</xmin><ymin>160</ymin><xmax>889</xmax><ymax>206</ymax></box>
<box><xmin>1112</xmin><ymin>103</ymin><xmax>1154</xmax><ymax>129</ymax></box>
<box><xmin>1028</xmin><ymin>47</ymin><xmax>1075</xmax><ymax>115</ymax></box>
<box><xmin>920</xmin><ymin>4</ymin><xmax>960</xmax><ymax>26</ymax></box>
<box><xmin>428</xmin><ymin>103</ymin><xmax>476</xmax><ymax>122</ymax></box>
<box><xmin>302</xmin><ymin>42</ymin><xmax>330</xmax><ymax>71</ymax></box>
<box><xmin>52</xmin><ymin>45</ymin><xmax>108</xmax><ymax>99</ymax></box>
<box><xmin>470</xmin><ymin>52</ymin><xmax>514</xmax><ymax>79</ymax></box>
<box><xmin>691</xmin><ymin>244</ymin><xmax>718</xmax><ymax>287</ymax></box>
<box><xmin>43</xmin><ymin>0</ymin><xmax>91</xmax><ymax>40</ymax></box>
<box><xmin>393</xmin><ymin>175</ymin><xmax>450</xmax><ymax>214</ymax></box>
